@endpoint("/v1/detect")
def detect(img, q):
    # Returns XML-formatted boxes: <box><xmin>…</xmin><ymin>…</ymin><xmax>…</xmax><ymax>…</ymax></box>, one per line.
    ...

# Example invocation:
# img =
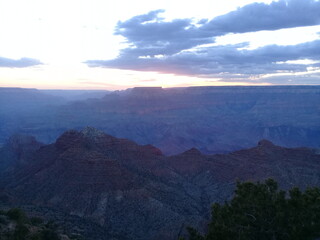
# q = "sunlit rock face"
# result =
<box><xmin>1</xmin><ymin>128</ymin><xmax>319</xmax><ymax>240</ymax></box>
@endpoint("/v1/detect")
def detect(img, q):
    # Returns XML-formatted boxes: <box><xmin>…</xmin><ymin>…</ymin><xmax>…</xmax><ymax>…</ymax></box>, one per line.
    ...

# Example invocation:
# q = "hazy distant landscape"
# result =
<box><xmin>1</xmin><ymin>86</ymin><xmax>319</xmax><ymax>239</ymax></box>
<box><xmin>1</xmin><ymin>86</ymin><xmax>319</xmax><ymax>154</ymax></box>
<box><xmin>0</xmin><ymin>86</ymin><xmax>319</xmax><ymax>239</ymax></box>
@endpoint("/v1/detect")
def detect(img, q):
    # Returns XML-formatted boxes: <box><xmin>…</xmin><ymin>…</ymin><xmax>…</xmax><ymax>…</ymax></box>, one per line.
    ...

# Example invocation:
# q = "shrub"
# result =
<box><xmin>7</xmin><ymin>208</ymin><xmax>27</xmax><ymax>224</ymax></box>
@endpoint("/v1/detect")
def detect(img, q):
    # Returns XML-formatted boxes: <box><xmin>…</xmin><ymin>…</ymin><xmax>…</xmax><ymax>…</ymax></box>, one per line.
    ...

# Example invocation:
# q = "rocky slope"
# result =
<box><xmin>0</xmin><ymin>127</ymin><xmax>319</xmax><ymax>240</ymax></box>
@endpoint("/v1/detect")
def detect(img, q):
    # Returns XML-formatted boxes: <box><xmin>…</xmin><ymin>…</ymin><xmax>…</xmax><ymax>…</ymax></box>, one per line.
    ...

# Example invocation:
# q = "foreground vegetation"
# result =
<box><xmin>184</xmin><ymin>179</ymin><xmax>320</xmax><ymax>240</ymax></box>
<box><xmin>0</xmin><ymin>208</ymin><xmax>83</xmax><ymax>240</ymax></box>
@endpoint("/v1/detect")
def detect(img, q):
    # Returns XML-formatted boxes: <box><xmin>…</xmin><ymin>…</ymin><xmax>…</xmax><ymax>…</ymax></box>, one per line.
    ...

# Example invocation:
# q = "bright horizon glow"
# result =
<box><xmin>0</xmin><ymin>63</ymin><xmax>274</xmax><ymax>90</ymax></box>
<box><xmin>0</xmin><ymin>0</ymin><xmax>319</xmax><ymax>90</ymax></box>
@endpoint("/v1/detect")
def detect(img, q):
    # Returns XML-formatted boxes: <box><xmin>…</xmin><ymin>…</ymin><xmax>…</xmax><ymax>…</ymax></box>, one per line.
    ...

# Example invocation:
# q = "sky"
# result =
<box><xmin>0</xmin><ymin>0</ymin><xmax>319</xmax><ymax>90</ymax></box>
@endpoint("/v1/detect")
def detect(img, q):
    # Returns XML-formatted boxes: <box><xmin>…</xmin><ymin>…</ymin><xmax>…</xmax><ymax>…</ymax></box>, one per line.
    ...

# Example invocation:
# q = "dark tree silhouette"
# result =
<box><xmin>184</xmin><ymin>179</ymin><xmax>320</xmax><ymax>240</ymax></box>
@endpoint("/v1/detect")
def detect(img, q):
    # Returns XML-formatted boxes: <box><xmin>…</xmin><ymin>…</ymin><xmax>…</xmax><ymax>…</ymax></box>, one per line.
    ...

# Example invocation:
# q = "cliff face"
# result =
<box><xmin>1</xmin><ymin>128</ymin><xmax>319</xmax><ymax>240</ymax></box>
<box><xmin>0</xmin><ymin>134</ymin><xmax>43</xmax><ymax>173</ymax></box>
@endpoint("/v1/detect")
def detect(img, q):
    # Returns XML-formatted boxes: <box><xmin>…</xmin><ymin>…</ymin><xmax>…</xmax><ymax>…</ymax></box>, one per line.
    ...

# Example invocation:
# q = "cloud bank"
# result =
<box><xmin>86</xmin><ymin>0</ymin><xmax>320</xmax><ymax>84</ymax></box>
<box><xmin>0</xmin><ymin>57</ymin><xmax>42</xmax><ymax>68</ymax></box>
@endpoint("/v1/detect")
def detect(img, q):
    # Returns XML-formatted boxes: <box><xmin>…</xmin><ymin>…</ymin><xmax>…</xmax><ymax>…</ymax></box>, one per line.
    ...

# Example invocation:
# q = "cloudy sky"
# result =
<box><xmin>0</xmin><ymin>0</ymin><xmax>319</xmax><ymax>89</ymax></box>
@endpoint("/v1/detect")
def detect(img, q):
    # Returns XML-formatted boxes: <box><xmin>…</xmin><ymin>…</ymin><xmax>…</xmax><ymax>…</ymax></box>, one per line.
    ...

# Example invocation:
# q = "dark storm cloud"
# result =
<box><xmin>86</xmin><ymin>0</ymin><xmax>320</xmax><ymax>83</ymax></box>
<box><xmin>0</xmin><ymin>57</ymin><xmax>42</xmax><ymax>68</ymax></box>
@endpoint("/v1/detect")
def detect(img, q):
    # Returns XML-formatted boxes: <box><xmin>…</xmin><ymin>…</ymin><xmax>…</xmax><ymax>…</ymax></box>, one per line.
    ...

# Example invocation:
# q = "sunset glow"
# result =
<box><xmin>0</xmin><ymin>0</ymin><xmax>319</xmax><ymax>89</ymax></box>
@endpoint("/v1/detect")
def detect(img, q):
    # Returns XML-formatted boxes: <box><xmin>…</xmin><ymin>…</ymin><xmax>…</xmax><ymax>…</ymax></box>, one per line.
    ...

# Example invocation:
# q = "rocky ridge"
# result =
<box><xmin>0</xmin><ymin>127</ymin><xmax>319</xmax><ymax>240</ymax></box>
